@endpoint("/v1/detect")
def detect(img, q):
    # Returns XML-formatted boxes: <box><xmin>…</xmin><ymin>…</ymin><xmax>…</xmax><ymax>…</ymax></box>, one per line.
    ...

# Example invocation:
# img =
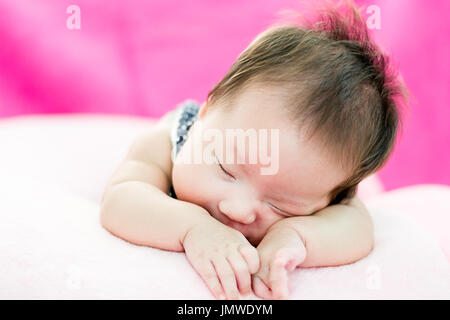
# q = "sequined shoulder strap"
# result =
<box><xmin>168</xmin><ymin>100</ymin><xmax>200</xmax><ymax>199</ymax></box>
<box><xmin>169</xmin><ymin>99</ymin><xmax>201</xmax><ymax>163</ymax></box>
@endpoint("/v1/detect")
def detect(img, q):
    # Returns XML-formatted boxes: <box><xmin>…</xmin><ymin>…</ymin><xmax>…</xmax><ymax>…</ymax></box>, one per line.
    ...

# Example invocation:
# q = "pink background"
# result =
<box><xmin>0</xmin><ymin>0</ymin><xmax>449</xmax><ymax>191</ymax></box>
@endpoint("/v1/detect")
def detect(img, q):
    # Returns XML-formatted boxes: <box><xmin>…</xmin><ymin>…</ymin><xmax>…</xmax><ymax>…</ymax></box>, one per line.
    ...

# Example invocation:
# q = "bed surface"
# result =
<box><xmin>1</xmin><ymin>114</ymin><xmax>449</xmax><ymax>299</ymax></box>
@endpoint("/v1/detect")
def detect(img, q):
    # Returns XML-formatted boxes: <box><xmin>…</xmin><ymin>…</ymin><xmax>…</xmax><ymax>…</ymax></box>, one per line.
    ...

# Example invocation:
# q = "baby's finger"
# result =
<box><xmin>197</xmin><ymin>260</ymin><xmax>225</xmax><ymax>300</ymax></box>
<box><xmin>212</xmin><ymin>257</ymin><xmax>239</xmax><ymax>300</ymax></box>
<box><xmin>239</xmin><ymin>244</ymin><xmax>260</xmax><ymax>274</ymax></box>
<box><xmin>269</xmin><ymin>258</ymin><xmax>289</xmax><ymax>300</ymax></box>
<box><xmin>252</xmin><ymin>275</ymin><xmax>272</xmax><ymax>300</ymax></box>
<box><xmin>227</xmin><ymin>252</ymin><xmax>252</xmax><ymax>296</ymax></box>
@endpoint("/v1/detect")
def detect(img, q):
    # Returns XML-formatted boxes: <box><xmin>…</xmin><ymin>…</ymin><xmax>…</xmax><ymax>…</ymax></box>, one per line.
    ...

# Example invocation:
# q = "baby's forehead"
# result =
<box><xmin>208</xmin><ymin>85</ymin><xmax>348</xmax><ymax>194</ymax></box>
<box><xmin>218</xmin><ymin>82</ymin><xmax>295</xmax><ymax>115</ymax></box>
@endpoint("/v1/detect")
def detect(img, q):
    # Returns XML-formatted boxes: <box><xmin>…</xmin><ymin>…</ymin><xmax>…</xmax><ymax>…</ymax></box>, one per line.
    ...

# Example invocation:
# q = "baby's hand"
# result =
<box><xmin>182</xmin><ymin>218</ymin><xmax>260</xmax><ymax>300</ymax></box>
<box><xmin>252</xmin><ymin>226</ymin><xmax>307</xmax><ymax>300</ymax></box>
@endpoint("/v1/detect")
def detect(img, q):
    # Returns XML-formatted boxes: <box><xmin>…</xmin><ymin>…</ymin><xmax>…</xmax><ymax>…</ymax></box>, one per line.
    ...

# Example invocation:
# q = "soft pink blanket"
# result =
<box><xmin>0</xmin><ymin>115</ymin><xmax>449</xmax><ymax>299</ymax></box>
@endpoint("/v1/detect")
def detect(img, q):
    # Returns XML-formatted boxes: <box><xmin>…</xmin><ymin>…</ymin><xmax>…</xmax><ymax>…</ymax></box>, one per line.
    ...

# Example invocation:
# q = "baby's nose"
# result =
<box><xmin>218</xmin><ymin>199</ymin><xmax>257</xmax><ymax>224</ymax></box>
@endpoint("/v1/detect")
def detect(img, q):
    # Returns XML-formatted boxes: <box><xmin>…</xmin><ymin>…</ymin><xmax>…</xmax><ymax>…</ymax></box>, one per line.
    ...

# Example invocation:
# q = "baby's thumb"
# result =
<box><xmin>239</xmin><ymin>244</ymin><xmax>260</xmax><ymax>274</ymax></box>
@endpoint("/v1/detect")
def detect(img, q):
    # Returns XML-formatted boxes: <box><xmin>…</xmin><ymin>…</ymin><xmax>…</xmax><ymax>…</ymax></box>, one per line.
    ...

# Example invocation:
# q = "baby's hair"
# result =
<box><xmin>206</xmin><ymin>0</ymin><xmax>408</xmax><ymax>204</ymax></box>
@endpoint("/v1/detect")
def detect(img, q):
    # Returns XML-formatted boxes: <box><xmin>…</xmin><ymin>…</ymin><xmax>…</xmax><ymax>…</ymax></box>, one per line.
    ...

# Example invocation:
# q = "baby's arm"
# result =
<box><xmin>100</xmin><ymin>114</ymin><xmax>259</xmax><ymax>299</ymax></box>
<box><xmin>273</xmin><ymin>196</ymin><xmax>374</xmax><ymax>267</ymax></box>
<box><xmin>100</xmin><ymin>120</ymin><xmax>213</xmax><ymax>251</ymax></box>
<box><xmin>252</xmin><ymin>196</ymin><xmax>374</xmax><ymax>299</ymax></box>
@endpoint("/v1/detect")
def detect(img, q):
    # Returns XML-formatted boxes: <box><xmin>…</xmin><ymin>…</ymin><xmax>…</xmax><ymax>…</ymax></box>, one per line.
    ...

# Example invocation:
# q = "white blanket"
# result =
<box><xmin>1</xmin><ymin>115</ymin><xmax>449</xmax><ymax>299</ymax></box>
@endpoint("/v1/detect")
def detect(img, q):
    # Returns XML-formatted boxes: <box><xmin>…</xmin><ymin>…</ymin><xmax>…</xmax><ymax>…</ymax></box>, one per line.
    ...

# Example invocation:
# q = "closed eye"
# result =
<box><xmin>214</xmin><ymin>155</ymin><xmax>235</xmax><ymax>179</ymax></box>
<box><xmin>266</xmin><ymin>202</ymin><xmax>291</xmax><ymax>216</ymax></box>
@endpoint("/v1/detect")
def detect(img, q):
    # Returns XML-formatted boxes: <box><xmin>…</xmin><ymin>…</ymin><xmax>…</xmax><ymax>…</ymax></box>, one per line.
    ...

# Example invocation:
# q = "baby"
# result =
<box><xmin>100</xmin><ymin>1</ymin><xmax>405</xmax><ymax>300</ymax></box>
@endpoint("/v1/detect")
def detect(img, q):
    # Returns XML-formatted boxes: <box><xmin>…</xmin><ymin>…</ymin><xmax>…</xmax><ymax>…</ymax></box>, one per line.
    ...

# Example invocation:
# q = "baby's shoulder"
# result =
<box><xmin>126</xmin><ymin>109</ymin><xmax>178</xmax><ymax>183</ymax></box>
<box><xmin>158</xmin><ymin>107</ymin><xmax>179</xmax><ymax>130</ymax></box>
<box><xmin>148</xmin><ymin>101</ymin><xmax>200</xmax><ymax>170</ymax></box>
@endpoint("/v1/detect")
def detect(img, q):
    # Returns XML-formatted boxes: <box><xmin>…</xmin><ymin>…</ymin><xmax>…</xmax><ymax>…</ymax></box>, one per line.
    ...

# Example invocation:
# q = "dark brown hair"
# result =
<box><xmin>206</xmin><ymin>0</ymin><xmax>407</xmax><ymax>205</ymax></box>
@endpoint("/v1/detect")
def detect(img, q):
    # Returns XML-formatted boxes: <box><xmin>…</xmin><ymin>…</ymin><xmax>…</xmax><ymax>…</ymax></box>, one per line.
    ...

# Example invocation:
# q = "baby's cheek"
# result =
<box><xmin>172</xmin><ymin>162</ymin><xmax>194</xmax><ymax>200</ymax></box>
<box><xmin>172</xmin><ymin>161</ymin><xmax>210</xmax><ymax>205</ymax></box>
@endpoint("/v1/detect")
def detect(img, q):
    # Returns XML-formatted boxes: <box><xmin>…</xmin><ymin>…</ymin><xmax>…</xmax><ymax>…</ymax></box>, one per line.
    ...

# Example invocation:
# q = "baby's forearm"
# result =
<box><xmin>268</xmin><ymin>197</ymin><xmax>374</xmax><ymax>267</ymax></box>
<box><xmin>100</xmin><ymin>181</ymin><xmax>213</xmax><ymax>252</ymax></box>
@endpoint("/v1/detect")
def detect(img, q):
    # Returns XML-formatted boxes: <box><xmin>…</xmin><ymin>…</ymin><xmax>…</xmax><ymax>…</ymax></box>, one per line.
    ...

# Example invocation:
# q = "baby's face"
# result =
<box><xmin>172</xmin><ymin>85</ymin><xmax>348</xmax><ymax>245</ymax></box>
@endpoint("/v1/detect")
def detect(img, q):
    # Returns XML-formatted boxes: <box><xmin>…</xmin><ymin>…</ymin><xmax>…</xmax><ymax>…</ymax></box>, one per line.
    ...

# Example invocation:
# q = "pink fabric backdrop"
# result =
<box><xmin>0</xmin><ymin>0</ymin><xmax>449</xmax><ymax>191</ymax></box>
